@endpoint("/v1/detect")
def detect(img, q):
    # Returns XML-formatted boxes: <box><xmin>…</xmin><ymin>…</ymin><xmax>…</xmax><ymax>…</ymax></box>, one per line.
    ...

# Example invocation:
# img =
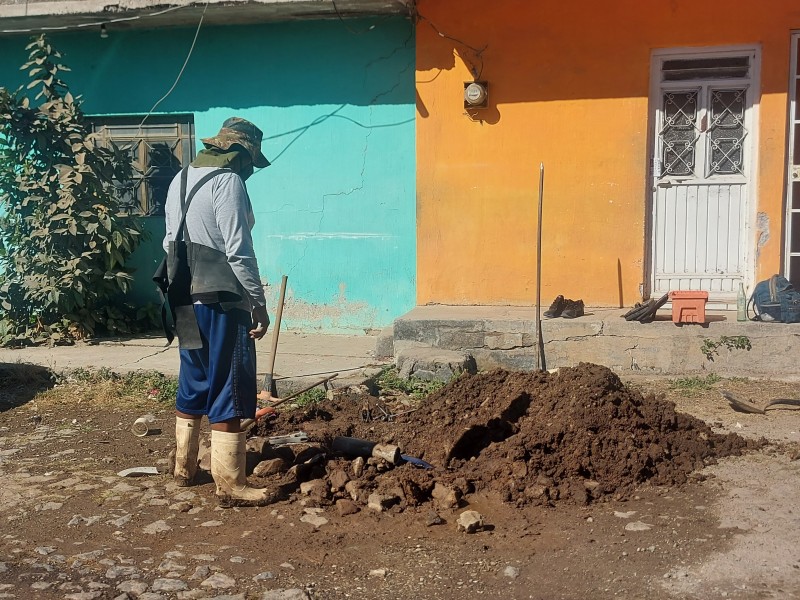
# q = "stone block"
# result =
<box><xmin>395</xmin><ymin>347</ymin><xmax>476</xmax><ymax>382</ymax></box>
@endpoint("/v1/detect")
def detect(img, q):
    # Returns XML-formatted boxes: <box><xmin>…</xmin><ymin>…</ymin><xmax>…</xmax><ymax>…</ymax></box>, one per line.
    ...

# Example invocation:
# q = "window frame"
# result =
<box><xmin>88</xmin><ymin>114</ymin><xmax>195</xmax><ymax>216</ymax></box>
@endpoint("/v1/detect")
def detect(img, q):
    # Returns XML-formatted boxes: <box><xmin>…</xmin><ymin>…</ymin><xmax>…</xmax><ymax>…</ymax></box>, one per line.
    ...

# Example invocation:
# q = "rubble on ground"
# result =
<box><xmin>218</xmin><ymin>363</ymin><xmax>763</xmax><ymax>511</ymax></box>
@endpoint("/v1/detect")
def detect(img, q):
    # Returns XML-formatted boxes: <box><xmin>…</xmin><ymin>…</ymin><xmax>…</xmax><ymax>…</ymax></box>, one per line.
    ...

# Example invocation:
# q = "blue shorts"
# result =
<box><xmin>176</xmin><ymin>303</ymin><xmax>256</xmax><ymax>424</ymax></box>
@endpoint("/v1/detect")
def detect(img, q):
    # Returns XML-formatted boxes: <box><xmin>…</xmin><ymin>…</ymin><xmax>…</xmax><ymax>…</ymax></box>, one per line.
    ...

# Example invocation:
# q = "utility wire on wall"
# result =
<box><xmin>413</xmin><ymin>7</ymin><xmax>486</xmax><ymax>80</ymax></box>
<box><xmin>136</xmin><ymin>0</ymin><xmax>209</xmax><ymax>134</ymax></box>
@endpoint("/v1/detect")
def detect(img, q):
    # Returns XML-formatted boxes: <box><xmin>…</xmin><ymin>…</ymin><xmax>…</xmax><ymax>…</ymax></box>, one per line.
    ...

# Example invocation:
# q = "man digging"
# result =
<box><xmin>162</xmin><ymin>117</ymin><xmax>274</xmax><ymax>507</ymax></box>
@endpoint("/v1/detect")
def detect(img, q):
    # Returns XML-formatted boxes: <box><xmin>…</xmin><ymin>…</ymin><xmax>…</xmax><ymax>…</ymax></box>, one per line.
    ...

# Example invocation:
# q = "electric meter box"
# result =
<box><xmin>464</xmin><ymin>81</ymin><xmax>488</xmax><ymax>109</ymax></box>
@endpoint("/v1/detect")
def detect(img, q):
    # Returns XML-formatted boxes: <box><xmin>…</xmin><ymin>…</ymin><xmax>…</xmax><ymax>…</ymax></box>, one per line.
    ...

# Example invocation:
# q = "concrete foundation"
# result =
<box><xmin>392</xmin><ymin>305</ymin><xmax>800</xmax><ymax>381</ymax></box>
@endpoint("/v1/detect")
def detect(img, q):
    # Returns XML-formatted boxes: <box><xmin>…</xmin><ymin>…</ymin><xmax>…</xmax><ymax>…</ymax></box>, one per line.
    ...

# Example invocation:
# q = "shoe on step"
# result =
<box><xmin>562</xmin><ymin>299</ymin><xmax>585</xmax><ymax>319</ymax></box>
<box><xmin>543</xmin><ymin>295</ymin><xmax>566</xmax><ymax>318</ymax></box>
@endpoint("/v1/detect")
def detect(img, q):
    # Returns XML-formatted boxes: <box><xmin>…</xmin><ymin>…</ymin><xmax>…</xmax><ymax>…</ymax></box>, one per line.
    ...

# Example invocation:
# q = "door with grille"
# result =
<box><xmin>649</xmin><ymin>49</ymin><xmax>757</xmax><ymax>304</ymax></box>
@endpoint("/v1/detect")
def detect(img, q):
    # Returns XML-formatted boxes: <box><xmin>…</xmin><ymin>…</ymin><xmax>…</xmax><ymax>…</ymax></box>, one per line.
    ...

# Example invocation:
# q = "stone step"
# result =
<box><xmin>390</xmin><ymin>305</ymin><xmax>800</xmax><ymax>379</ymax></box>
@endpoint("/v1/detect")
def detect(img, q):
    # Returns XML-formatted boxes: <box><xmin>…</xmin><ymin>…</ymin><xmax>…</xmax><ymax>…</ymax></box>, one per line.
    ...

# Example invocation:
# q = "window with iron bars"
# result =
<box><xmin>89</xmin><ymin>115</ymin><xmax>195</xmax><ymax>216</ymax></box>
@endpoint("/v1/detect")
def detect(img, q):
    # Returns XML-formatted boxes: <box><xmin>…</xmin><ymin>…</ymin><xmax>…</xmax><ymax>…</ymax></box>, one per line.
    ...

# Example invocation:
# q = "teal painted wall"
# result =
<box><xmin>0</xmin><ymin>18</ymin><xmax>416</xmax><ymax>332</ymax></box>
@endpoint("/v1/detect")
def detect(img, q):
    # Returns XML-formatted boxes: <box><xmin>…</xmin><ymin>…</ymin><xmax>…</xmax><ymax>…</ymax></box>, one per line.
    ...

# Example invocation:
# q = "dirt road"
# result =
<box><xmin>0</xmin><ymin>366</ymin><xmax>799</xmax><ymax>599</ymax></box>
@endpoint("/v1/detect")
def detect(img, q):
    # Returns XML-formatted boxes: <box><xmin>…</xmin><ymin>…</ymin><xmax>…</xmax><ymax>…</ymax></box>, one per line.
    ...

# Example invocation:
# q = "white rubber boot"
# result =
<box><xmin>210</xmin><ymin>430</ymin><xmax>275</xmax><ymax>507</ymax></box>
<box><xmin>174</xmin><ymin>417</ymin><xmax>201</xmax><ymax>486</ymax></box>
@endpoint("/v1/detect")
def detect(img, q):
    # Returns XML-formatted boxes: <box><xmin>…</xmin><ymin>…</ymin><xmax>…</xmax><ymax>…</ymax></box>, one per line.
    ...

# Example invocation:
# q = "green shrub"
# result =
<box><xmin>0</xmin><ymin>35</ymin><xmax>154</xmax><ymax>346</ymax></box>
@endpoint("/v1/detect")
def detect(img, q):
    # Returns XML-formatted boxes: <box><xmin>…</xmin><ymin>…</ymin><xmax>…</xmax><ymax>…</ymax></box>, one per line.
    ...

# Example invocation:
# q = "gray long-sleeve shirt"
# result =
<box><xmin>163</xmin><ymin>167</ymin><xmax>266</xmax><ymax>311</ymax></box>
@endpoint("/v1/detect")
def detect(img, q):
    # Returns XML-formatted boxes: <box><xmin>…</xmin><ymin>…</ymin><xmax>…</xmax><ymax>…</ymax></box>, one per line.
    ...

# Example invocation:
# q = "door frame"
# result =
<box><xmin>786</xmin><ymin>32</ymin><xmax>800</xmax><ymax>284</ymax></box>
<box><xmin>645</xmin><ymin>44</ymin><xmax>761</xmax><ymax>304</ymax></box>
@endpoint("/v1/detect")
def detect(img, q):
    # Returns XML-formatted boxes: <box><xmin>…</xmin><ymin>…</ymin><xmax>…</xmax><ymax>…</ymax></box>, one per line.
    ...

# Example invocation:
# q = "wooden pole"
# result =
<box><xmin>259</xmin><ymin>274</ymin><xmax>287</xmax><ymax>400</ymax></box>
<box><xmin>536</xmin><ymin>163</ymin><xmax>546</xmax><ymax>371</ymax></box>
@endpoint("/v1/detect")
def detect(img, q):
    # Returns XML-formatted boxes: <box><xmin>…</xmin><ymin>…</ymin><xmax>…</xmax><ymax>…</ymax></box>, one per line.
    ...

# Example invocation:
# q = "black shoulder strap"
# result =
<box><xmin>174</xmin><ymin>167</ymin><xmax>231</xmax><ymax>242</ymax></box>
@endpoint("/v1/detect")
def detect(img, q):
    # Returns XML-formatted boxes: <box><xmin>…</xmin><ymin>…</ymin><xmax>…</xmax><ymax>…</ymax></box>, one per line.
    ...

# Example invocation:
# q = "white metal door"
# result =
<box><xmin>650</xmin><ymin>49</ymin><xmax>757</xmax><ymax>303</ymax></box>
<box><xmin>786</xmin><ymin>34</ymin><xmax>800</xmax><ymax>287</ymax></box>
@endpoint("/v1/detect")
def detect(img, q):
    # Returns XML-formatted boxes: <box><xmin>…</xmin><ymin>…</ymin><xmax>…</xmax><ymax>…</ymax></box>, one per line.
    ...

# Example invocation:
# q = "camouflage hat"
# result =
<box><xmin>201</xmin><ymin>117</ymin><xmax>270</xmax><ymax>168</ymax></box>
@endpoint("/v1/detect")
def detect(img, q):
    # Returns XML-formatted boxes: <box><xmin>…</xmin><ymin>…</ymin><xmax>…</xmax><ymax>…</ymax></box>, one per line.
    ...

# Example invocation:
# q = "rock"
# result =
<box><xmin>457</xmin><ymin>510</ymin><xmax>484</xmax><ymax>533</ymax></box>
<box><xmin>503</xmin><ymin>565</ymin><xmax>520</xmax><ymax>579</ymax></box>
<box><xmin>107</xmin><ymin>514</ymin><xmax>133</xmax><ymax>528</ymax></box>
<box><xmin>328</xmin><ymin>469</ymin><xmax>350</xmax><ymax>491</ymax></box>
<box><xmin>367</xmin><ymin>493</ymin><xmax>400</xmax><ymax>512</ymax></box>
<box><xmin>395</xmin><ymin>347</ymin><xmax>477</xmax><ymax>382</ymax></box>
<box><xmin>246</xmin><ymin>436</ymin><xmax>271</xmax><ymax>456</ymax></box>
<box><xmin>117</xmin><ymin>580</ymin><xmax>149</xmax><ymax>596</ymax></box>
<box><xmin>31</xmin><ymin>582</ymin><xmax>55</xmax><ymax>590</ymax></box>
<box><xmin>336</xmin><ymin>499</ymin><xmax>359</xmax><ymax>516</ymax></box>
<box><xmin>570</xmin><ymin>481</ymin><xmax>590</xmax><ymax>504</ymax></box>
<box><xmin>229</xmin><ymin>556</ymin><xmax>246</xmax><ymax>564</ymax></box>
<box><xmin>158</xmin><ymin>559</ymin><xmax>186</xmax><ymax>573</ymax></box>
<box><xmin>261</xmin><ymin>590</ymin><xmax>310</xmax><ymax>600</ymax></box>
<box><xmin>200</xmin><ymin>572</ymin><xmax>236</xmax><ymax>589</ymax></box>
<box><xmin>299</xmin><ymin>479</ymin><xmax>329</xmax><ymax>499</ymax></box>
<box><xmin>253</xmin><ymin>458</ymin><xmax>287</xmax><ymax>477</ymax></box>
<box><xmin>583</xmin><ymin>479</ymin><xmax>600</xmax><ymax>492</ymax></box>
<box><xmin>105</xmin><ymin>566</ymin><xmax>140</xmax><ymax>579</ymax></box>
<box><xmin>625</xmin><ymin>521</ymin><xmax>653</xmax><ymax>531</ymax></box>
<box><xmin>252</xmin><ymin>571</ymin><xmax>275</xmax><ymax>581</ymax></box>
<box><xmin>279</xmin><ymin>562</ymin><xmax>295</xmax><ymax>570</ymax></box>
<box><xmin>142</xmin><ymin>520</ymin><xmax>172</xmax><ymax>535</ymax></box>
<box><xmin>431</xmin><ymin>483</ymin><xmax>461</xmax><ymax>509</ymax></box>
<box><xmin>189</xmin><ymin>565</ymin><xmax>210</xmax><ymax>580</ymax></box>
<box><xmin>344</xmin><ymin>480</ymin><xmax>367</xmax><ymax>503</ymax></box>
<box><xmin>300</xmin><ymin>512</ymin><xmax>329</xmax><ymax>528</ymax></box>
<box><xmin>425</xmin><ymin>511</ymin><xmax>444</xmax><ymax>526</ymax></box>
<box><xmin>64</xmin><ymin>593</ymin><xmax>102</xmax><ymax>600</ymax></box>
<box><xmin>151</xmin><ymin>578</ymin><xmax>188</xmax><ymax>592</ymax></box>
<box><xmin>191</xmin><ymin>554</ymin><xmax>217</xmax><ymax>562</ymax></box>
<box><xmin>200</xmin><ymin>520</ymin><xmax>224</xmax><ymax>527</ymax></box>
<box><xmin>352</xmin><ymin>457</ymin><xmax>365</xmax><ymax>478</ymax></box>
<box><xmin>68</xmin><ymin>515</ymin><xmax>102</xmax><ymax>527</ymax></box>
<box><xmin>169</xmin><ymin>502</ymin><xmax>193</xmax><ymax>512</ymax></box>
<box><xmin>369</xmin><ymin>568</ymin><xmax>388</xmax><ymax>578</ymax></box>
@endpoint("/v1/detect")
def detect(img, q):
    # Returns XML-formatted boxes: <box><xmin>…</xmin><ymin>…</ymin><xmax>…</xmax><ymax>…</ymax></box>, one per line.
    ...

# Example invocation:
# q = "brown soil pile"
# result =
<box><xmin>254</xmin><ymin>363</ymin><xmax>761</xmax><ymax>508</ymax></box>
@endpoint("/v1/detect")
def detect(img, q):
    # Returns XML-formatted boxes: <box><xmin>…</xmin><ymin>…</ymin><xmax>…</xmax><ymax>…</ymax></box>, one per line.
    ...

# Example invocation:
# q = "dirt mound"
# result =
<box><xmin>254</xmin><ymin>363</ymin><xmax>761</xmax><ymax>508</ymax></box>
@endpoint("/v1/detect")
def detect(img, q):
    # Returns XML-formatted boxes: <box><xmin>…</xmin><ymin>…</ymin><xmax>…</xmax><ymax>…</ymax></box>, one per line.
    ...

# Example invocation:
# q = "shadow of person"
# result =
<box><xmin>0</xmin><ymin>363</ymin><xmax>56</xmax><ymax>413</ymax></box>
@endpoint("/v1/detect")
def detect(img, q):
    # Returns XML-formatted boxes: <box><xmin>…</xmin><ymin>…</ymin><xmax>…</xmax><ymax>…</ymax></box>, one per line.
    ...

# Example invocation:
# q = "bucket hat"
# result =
<box><xmin>201</xmin><ymin>117</ymin><xmax>270</xmax><ymax>168</ymax></box>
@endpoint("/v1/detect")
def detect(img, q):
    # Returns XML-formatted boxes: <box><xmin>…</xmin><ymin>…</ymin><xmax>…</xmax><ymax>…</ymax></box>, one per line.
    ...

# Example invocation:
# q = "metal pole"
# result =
<box><xmin>536</xmin><ymin>163</ymin><xmax>546</xmax><ymax>371</ymax></box>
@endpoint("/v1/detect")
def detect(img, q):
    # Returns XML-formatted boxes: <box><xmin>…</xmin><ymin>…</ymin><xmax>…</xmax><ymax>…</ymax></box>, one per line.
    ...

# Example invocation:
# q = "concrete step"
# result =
<box><xmin>391</xmin><ymin>305</ymin><xmax>800</xmax><ymax>380</ymax></box>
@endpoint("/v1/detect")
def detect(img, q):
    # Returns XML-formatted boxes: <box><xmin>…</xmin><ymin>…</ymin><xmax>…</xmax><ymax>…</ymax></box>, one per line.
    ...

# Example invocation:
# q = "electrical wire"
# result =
<box><xmin>416</xmin><ymin>11</ymin><xmax>486</xmax><ymax>80</ymax></box>
<box><xmin>0</xmin><ymin>4</ymin><xmax>187</xmax><ymax>35</ymax></box>
<box><xmin>330</xmin><ymin>0</ymin><xmax>378</xmax><ymax>35</ymax></box>
<box><xmin>136</xmin><ymin>0</ymin><xmax>208</xmax><ymax>135</ymax></box>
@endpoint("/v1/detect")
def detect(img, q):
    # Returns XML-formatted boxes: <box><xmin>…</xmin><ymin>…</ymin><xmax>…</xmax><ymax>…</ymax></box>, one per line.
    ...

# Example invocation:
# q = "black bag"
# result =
<box><xmin>153</xmin><ymin>168</ymin><xmax>230</xmax><ymax>346</ymax></box>
<box><xmin>749</xmin><ymin>274</ymin><xmax>800</xmax><ymax>323</ymax></box>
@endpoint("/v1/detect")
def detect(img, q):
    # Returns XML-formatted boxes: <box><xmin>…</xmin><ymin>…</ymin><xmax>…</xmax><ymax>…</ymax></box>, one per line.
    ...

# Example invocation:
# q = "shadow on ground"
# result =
<box><xmin>0</xmin><ymin>362</ymin><xmax>56</xmax><ymax>412</ymax></box>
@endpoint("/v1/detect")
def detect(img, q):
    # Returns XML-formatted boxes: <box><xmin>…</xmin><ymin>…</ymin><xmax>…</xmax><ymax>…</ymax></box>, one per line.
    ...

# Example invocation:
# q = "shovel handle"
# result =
<box><xmin>261</xmin><ymin>275</ymin><xmax>288</xmax><ymax>393</ymax></box>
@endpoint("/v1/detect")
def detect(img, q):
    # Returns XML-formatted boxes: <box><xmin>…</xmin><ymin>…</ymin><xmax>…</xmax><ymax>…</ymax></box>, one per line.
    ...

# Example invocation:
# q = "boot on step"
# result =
<box><xmin>210</xmin><ymin>430</ymin><xmax>276</xmax><ymax>507</ymax></box>
<box><xmin>174</xmin><ymin>416</ymin><xmax>201</xmax><ymax>486</ymax></box>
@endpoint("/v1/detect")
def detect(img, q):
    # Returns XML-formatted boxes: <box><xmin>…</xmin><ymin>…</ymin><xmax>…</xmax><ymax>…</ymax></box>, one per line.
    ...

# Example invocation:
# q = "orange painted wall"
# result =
<box><xmin>416</xmin><ymin>0</ymin><xmax>800</xmax><ymax>306</ymax></box>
